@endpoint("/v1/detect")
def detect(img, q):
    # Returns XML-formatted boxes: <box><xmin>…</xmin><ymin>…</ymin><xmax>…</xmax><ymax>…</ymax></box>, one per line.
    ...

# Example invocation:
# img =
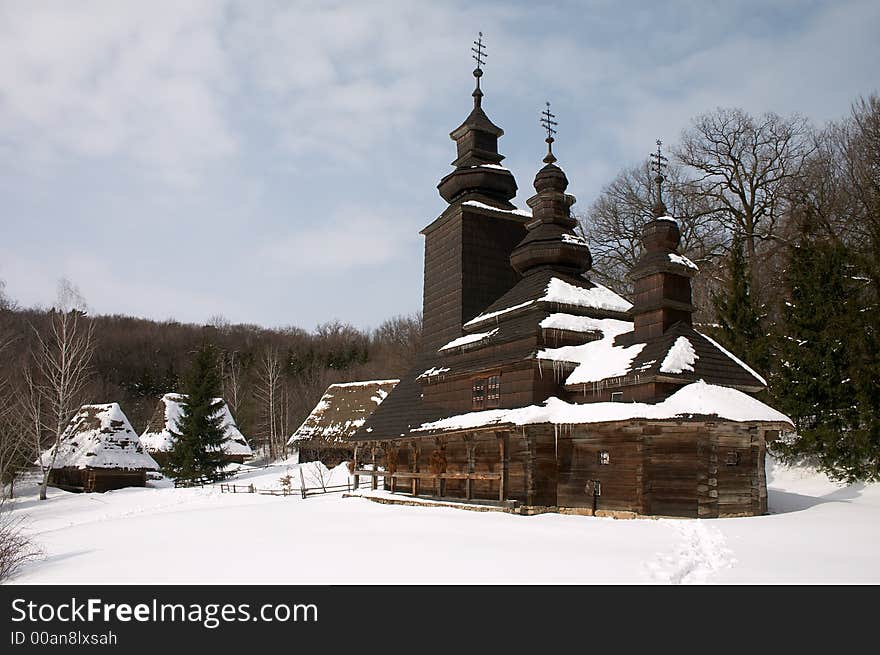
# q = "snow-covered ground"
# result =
<box><xmin>5</xmin><ymin>457</ymin><xmax>879</xmax><ymax>584</ymax></box>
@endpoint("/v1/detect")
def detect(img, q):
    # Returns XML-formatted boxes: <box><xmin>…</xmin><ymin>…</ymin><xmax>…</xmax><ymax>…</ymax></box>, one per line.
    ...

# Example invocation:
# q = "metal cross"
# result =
<box><xmin>541</xmin><ymin>102</ymin><xmax>558</xmax><ymax>163</ymax></box>
<box><xmin>650</xmin><ymin>138</ymin><xmax>669</xmax><ymax>215</ymax></box>
<box><xmin>649</xmin><ymin>138</ymin><xmax>668</xmax><ymax>176</ymax></box>
<box><xmin>472</xmin><ymin>32</ymin><xmax>486</xmax><ymax>71</ymax></box>
<box><xmin>541</xmin><ymin>101</ymin><xmax>558</xmax><ymax>141</ymax></box>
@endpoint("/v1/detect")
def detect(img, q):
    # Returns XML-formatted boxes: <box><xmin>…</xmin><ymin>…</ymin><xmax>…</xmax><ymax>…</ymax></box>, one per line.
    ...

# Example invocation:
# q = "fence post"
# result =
<box><xmin>249</xmin><ymin>484</ymin><xmax>254</xmax><ymax>494</ymax></box>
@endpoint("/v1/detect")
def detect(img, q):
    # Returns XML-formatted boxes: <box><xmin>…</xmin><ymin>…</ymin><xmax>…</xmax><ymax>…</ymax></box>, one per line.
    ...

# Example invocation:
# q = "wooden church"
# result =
<box><xmin>351</xmin><ymin>36</ymin><xmax>792</xmax><ymax>518</ymax></box>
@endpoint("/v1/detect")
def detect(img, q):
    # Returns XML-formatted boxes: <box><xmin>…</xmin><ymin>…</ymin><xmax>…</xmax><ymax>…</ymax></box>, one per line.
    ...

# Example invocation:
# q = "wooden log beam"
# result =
<box><xmin>353</xmin><ymin>445</ymin><xmax>360</xmax><ymax>490</ymax></box>
<box><xmin>465</xmin><ymin>435</ymin><xmax>475</xmax><ymax>501</ymax></box>
<box><xmin>411</xmin><ymin>441</ymin><xmax>420</xmax><ymax>496</ymax></box>
<box><xmin>497</xmin><ymin>431</ymin><xmax>509</xmax><ymax>502</ymax></box>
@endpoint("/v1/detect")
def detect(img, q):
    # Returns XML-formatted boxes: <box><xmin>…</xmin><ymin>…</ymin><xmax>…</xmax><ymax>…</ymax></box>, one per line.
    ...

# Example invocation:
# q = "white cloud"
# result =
<box><xmin>0</xmin><ymin>0</ymin><xmax>236</xmax><ymax>185</ymax></box>
<box><xmin>257</xmin><ymin>204</ymin><xmax>418</xmax><ymax>276</ymax></box>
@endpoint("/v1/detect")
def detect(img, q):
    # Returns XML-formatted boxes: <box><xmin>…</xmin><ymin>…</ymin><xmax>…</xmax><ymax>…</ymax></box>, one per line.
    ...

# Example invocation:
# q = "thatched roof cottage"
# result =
<box><xmin>41</xmin><ymin>403</ymin><xmax>159</xmax><ymax>492</ymax></box>
<box><xmin>288</xmin><ymin>379</ymin><xmax>399</xmax><ymax>466</ymax></box>
<box><xmin>140</xmin><ymin>393</ymin><xmax>253</xmax><ymax>465</ymax></box>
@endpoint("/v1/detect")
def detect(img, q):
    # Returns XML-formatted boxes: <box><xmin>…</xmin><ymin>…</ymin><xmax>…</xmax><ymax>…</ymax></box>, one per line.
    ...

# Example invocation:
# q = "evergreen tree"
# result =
<box><xmin>771</xmin><ymin>233</ymin><xmax>877</xmax><ymax>481</ymax></box>
<box><xmin>165</xmin><ymin>343</ymin><xmax>228</xmax><ymax>482</ymax></box>
<box><xmin>711</xmin><ymin>233</ymin><xmax>768</xmax><ymax>373</ymax></box>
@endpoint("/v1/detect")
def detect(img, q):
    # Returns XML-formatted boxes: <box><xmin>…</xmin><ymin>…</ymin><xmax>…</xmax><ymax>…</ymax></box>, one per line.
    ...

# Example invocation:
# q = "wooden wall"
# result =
<box><xmin>49</xmin><ymin>467</ymin><xmax>147</xmax><ymax>493</ymax></box>
<box><xmin>422</xmin><ymin>359</ymin><xmax>534</xmax><ymax>414</ymax></box>
<box><xmin>367</xmin><ymin>419</ymin><xmax>772</xmax><ymax>518</ymax></box>
<box><xmin>421</xmin><ymin>208</ymin><xmax>525</xmax><ymax>354</ymax></box>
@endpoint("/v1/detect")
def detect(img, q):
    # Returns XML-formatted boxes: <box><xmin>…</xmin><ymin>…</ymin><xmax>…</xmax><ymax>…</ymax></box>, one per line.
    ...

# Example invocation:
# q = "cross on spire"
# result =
<box><xmin>649</xmin><ymin>138</ymin><xmax>669</xmax><ymax>217</ymax></box>
<box><xmin>541</xmin><ymin>101</ymin><xmax>558</xmax><ymax>164</ymax></box>
<box><xmin>471</xmin><ymin>31</ymin><xmax>486</xmax><ymax>103</ymax></box>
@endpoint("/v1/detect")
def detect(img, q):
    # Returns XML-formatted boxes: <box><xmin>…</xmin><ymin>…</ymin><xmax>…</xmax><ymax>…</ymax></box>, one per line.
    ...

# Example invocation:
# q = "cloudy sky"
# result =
<box><xmin>1</xmin><ymin>0</ymin><xmax>878</xmax><ymax>331</ymax></box>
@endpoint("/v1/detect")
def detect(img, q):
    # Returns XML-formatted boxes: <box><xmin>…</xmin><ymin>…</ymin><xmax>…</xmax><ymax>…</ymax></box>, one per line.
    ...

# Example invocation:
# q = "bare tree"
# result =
<box><xmin>220</xmin><ymin>350</ymin><xmax>245</xmax><ymax>419</ymax></box>
<box><xmin>254</xmin><ymin>348</ymin><xmax>285</xmax><ymax>462</ymax></box>
<box><xmin>30</xmin><ymin>306</ymin><xmax>96</xmax><ymax>500</ymax></box>
<box><xmin>303</xmin><ymin>461</ymin><xmax>330</xmax><ymax>492</ymax></box>
<box><xmin>0</xmin><ymin>336</ymin><xmax>30</xmax><ymax>499</ymax></box>
<box><xmin>675</xmin><ymin>108</ymin><xmax>815</xmax><ymax>296</ymax></box>
<box><xmin>0</xmin><ymin>279</ymin><xmax>11</xmax><ymax>311</ymax></box>
<box><xmin>579</xmin><ymin>161</ymin><xmax>727</xmax><ymax>294</ymax></box>
<box><xmin>0</xmin><ymin>496</ymin><xmax>39</xmax><ymax>581</ymax></box>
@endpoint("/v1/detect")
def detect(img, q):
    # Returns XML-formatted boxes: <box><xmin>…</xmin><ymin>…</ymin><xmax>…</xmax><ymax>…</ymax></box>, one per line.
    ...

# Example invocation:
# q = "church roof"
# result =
<box><xmin>531</xmin><ymin>316</ymin><xmax>767</xmax><ymax>392</ymax></box>
<box><xmin>462</xmin><ymin>268</ymin><xmax>631</xmax><ymax>332</ymax></box>
<box><xmin>288</xmin><ymin>379</ymin><xmax>399</xmax><ymax>445</ymax></box>
<box><xmin>353</xmin><ymin>358</ymin><xmax>448</xmax><ymax>440</ymax></box>
<box><xmin>414</xmin><ymin>380</ymin><xmax>792</xmax><ymax>435</ymax></box>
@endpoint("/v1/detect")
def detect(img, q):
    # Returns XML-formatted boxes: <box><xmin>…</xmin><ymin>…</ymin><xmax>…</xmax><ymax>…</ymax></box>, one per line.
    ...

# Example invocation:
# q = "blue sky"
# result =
<box><xmin>1</xmin><ymin>0</ymin><xmax>878</xmax><ymax>331</ymax></box>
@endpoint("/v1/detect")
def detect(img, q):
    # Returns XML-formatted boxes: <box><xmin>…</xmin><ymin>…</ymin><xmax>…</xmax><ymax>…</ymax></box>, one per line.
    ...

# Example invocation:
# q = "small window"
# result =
<box><xmin>472</xmin><ymin>378</ymin><xmax>486</xmax><ymax>410</ymax></box>
<box><xmin>586</xmin><ymin>480</ymin><xmax>602</xmax><ymax>496</ymax></box>
<box><xmin>598</xmin><ymin>451</ymin><xmax>610</xmax><ymax>465</ymax></box>
<box><xmin>725</xmin><ymin>451</ymin><xmax>740</xmax><ymax>466</ymax></box>
<box><xmin>610</xmin><ymin>392</ymin><xmax>623</xmax><ymax>402</ymax></box>
<box><xmin>486</xmin><ymin>375</ymin><xmax>501</xmax><ymax>408</ymax></box>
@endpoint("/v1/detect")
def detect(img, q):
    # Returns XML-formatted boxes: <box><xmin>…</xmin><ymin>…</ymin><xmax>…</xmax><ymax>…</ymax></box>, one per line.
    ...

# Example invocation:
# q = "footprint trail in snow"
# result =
<box><xmin>646</xmin><ymin>520</ymin><xmax>736</xmax><ymax>584</ymax></box>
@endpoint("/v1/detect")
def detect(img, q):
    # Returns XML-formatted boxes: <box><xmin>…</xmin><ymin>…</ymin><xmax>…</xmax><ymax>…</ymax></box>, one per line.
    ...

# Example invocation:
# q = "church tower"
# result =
<box><xmin>629</xmin><ymin>141</ymin><xmax>696</xmax><ymax>341</ymax></box>
<box><xmin>420</xmin><ymin>33</ymin><xmax>527</xmax><ymax>352</ymax></box>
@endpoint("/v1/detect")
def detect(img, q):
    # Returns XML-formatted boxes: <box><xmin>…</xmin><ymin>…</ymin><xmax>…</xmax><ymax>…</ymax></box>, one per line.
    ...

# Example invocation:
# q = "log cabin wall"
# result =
<box><xmin>422</xmin><ymin>359</ymin><xmax>535</xmax><ymax>414</ymax></box>
<box><xmin>374</xmin><ymin>422</ymin><xmax>770</xmax><ymax>518</ymax></box>
<box><xmin>421</xmin><ymin>212</ymin><xmax>464</xmax><ymax>353</ymax></box>
<box><xmin>461</xmin><ymin>212</ymin><xmax>526</xmax><ymax>328</ymax></box>
<box><xmin>556</xmin><ymin>425</ymin><xmax>645</xmax><ymax>512</ymax></box>
<box><xmin>421</xmin><ymin>208</ymin><xmax>525</xmax><ymax>353</ymax></box>
<box><xmin>564</xmin><ymin>381</ymin><xmax>684</xmax><ymax>404</ymax></box>
<box><xmin>554</xmin><ymin>421</ymin><xmax>769</xmax><ymax>517</ymax></box>
<box><xmin>49</xmin><ymin>468</ymin><xmax>147</xmax><ymax>493</ymax></box>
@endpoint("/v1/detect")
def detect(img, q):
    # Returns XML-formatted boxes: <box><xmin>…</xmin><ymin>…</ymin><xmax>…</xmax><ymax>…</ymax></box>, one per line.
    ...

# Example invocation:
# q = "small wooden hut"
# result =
<box><xmin>41</xmin><ymin>403</ymin><xmax>159</xmax><ymax>493</ymax></box>
<box><xmin>288</xmin><ymin>380</ymin><xmax>399</xmax><ymax>467</ymax></box>
<box><xmin>140</xmin><ymin>393</ymin><xmax>253</xmax><ymax>466</ymax></box>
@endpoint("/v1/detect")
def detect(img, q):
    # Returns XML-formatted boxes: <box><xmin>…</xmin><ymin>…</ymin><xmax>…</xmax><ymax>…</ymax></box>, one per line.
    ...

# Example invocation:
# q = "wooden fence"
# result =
<box><xmin>219</xmin><ymin>478</ymin><xmax>369</xmax><ymax>499</ymax></box>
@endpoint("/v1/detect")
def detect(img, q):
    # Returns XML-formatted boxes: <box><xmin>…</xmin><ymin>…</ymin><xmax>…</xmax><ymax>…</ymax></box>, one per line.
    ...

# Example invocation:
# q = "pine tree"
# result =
<box><xmin>165</xmin><ymin>343</ymin><xmax>228</xmax><ymax>482</ymax></box>
<box><xmin>711</xmin><ymin>234</ymin><xmax>768</xmax><ymax>373</ymax></box>
<box><xmin>771</xmin><ymin>233</ymin><xmax>876</xmax><ymax>480</ymax></box>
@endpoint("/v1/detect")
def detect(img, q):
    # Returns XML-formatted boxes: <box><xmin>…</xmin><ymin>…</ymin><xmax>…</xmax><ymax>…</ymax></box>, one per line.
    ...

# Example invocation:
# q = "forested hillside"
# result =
<box><xmin>0</xmin><ymin>299</ymin><xmax>420</xmax><ymax>459</ymax></box>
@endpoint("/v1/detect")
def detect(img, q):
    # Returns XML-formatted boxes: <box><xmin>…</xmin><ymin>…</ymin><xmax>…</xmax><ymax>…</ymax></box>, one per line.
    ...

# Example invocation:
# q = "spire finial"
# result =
<box><xmin>649</xmin><ymin>138</ymin><xmax>669</xmax><ymax>217</ymax></box>
<box><xmin>541</xmin><ymin>101</ymin><xmax>558</xmax><ymax>164</ymax></box>
<box><xmin>471</xmin><ymin>32</ymin><xmax>486</xmax><ymax>106</ymax></box>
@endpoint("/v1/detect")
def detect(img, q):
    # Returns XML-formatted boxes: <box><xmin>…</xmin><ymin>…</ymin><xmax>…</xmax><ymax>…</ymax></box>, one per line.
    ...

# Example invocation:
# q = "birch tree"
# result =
<box><xmin>30</xmin><ymin>284</ymin><xmax>96</xmax><ymax>500</ymax></box>
<box><xmin>254</xmin><ymin>348</ymin><xmax>284</xmax><ymax>461</ymax></box>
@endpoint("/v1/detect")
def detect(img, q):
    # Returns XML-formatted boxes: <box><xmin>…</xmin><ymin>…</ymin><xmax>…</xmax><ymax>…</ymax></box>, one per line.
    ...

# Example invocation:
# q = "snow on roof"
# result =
<box><xmin>41</xmin><ymin>404</ymin><xmax>159</xmax><ymax>471</ymax></box>
<box><xmin>669</xmin><ymin>252</ymin><xmax>699</xmax><ymax>270</ymax></box>
<box><xmin>328</xmin><ymin>379</ymin><xmax>400</xmax><ymax>388</ymax></box>
<box><xmin>439</xmin><ymin>328</ymin><xmax>499</xmax><ymax>351</ymax></box>
<box><xmin>288</xmin><ymin>379</ymin><xmax>399</xmax><ymax>445</ymax></box>
<box><xmin>697</xmin><ymin>331</ymin><xmax>768</xmax><ymax>386</ymax></box>
<box><xmin>660</xmin><ymin>336</ymin><xmax>699</xmax><ymax>374</ymax></box>
<box><xmin>470</xmin><ymin>163</ymin><xmax>510</xmax><ymax>171</ymax></box>
<box><xmin>416</xmin><ymin>380</ymin><xmax>792</xmax><ymax>433</ymax></box>
<box><xmin>537</xmin><ymin>317</ymin><xmax>645</xmax><ymax>385</ymax></box>
<box><xmin>656</xmin><ymin>216</ymin><xmax>678</xmax><ymax>223</ymax></box>
<box><xmin>464</xmin><ymin>278</ymin><xmax>632</xmax><ymax>329</ymax></box>
<box><xmin>462</xmin><ymin>200</ymin><xmax>531</xmax><ymax>217</ymax></box>
<box><xmin>540</xmin><ymin>313</ymin><xmax>606</xmax><ymax>333</ymax></box>
<box><xmin>417</xmin><ymin>366</ymin><xmax>451</xmax><ymax>379</ymax></box>
<box><xmin>543</xmin><ymin>278</ymin><xmax>632</xmax><ymax>313</ymax></box>
<box><xmin>561</xmin><ymin>233</ymin><xmax>589</xmax><ymax>247</ymax></box>
<box><xmin>140</xmin><ymin>393</ymin><xmax>253</xmax><ymax>456</ymax></box>
<box><xmin>463</xmin><ymin>300</ymin><xmax>535</xmax><ymax>328</ymax></box>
